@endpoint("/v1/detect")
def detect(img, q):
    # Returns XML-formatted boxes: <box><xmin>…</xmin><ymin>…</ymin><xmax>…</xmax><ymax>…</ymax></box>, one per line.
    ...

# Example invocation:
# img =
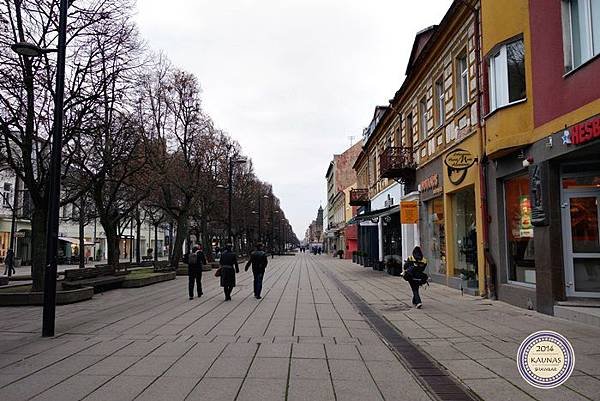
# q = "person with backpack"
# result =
<box><xmin>188</xmin><ymin>245</ymin><xmax>207</xmax><ymax>300</ymax></box>
<box><xmin>402</xmin><ymin>246</ymin><xmax>428</xmax><ymax>309</ymax></box>
<box><xmin>245</xmin><ymin>243</ymin><xmax>268</xmax><ymax>299</ymax></box>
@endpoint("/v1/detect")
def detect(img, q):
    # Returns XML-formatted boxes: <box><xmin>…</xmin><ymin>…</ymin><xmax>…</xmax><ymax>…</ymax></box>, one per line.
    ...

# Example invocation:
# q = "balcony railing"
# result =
<box><xmin>379</xmin><ymin>147</ymin><xmax>416</xmax><ymax>183</ymax></box>
<box><xmin>349</xmin><ymin>188</ymin><xmax>369</xmax><ymax>206</ymax></box>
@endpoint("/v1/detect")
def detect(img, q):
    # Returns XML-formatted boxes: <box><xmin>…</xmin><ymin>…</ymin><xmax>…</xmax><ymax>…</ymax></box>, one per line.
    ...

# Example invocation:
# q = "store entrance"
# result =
<box><xmin>561</xmin><ymin>172</ymin><xmax>600</xmax><ymax>298</ymax></box>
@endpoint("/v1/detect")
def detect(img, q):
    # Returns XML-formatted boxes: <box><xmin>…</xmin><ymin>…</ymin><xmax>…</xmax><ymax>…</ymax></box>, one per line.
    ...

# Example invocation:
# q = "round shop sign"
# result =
<box><xmin>517</xmin><ymin>331</ymin><xmax>575</xmax><ymax>389</ymax></box>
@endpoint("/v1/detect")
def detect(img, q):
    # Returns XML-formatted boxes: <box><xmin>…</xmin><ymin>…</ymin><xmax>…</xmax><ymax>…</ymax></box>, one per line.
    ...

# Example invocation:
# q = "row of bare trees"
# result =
<box><xmin>0</xmin><ymin>0</ymin><xmax>297</xmax><ymax>291</ymax></box>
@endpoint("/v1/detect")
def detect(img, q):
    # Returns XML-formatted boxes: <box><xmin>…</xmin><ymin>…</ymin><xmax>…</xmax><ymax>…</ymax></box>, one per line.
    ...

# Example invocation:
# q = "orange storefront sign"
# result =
<box><xmin>400</xmin><ymin>201</ymin><xmax>419</xmax><ymax>224</ymax></box>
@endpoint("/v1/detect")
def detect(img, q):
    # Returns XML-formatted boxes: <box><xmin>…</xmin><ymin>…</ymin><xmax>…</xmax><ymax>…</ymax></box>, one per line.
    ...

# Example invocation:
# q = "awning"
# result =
<box><xmin>59</xmin><ymin>237</ymin><xmax>95</xmax><ymax>246</ymax></box>
<box><xmin>347</xmin><ymin>205</ymin><xmax>399</xmax><ymax>224</ymax></box>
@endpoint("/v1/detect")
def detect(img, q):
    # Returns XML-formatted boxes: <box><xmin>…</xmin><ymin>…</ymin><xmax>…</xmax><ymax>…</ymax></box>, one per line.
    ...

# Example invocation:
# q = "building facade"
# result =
<box><xmin>324</xmin><ymin>141</ymin><xmax>363</xmax><ymax>256</ymax></box>
<box><xmin>483</xmin><ymin>0</ymin><xmax>600</xmax><ymax>314</ymax></box>
<box><xmin>0</xmin><ymin>168</ymin><xmax>167</xmax><ymax>266</ymax></box>
<box><xmin>350</xmin><ymin>0</ymin><xmax>486</xmax><ymax>294</ymax></box>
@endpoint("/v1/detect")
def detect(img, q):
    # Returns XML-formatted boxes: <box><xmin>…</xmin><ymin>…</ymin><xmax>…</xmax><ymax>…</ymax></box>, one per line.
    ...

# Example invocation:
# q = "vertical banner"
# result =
<box><xmin>401</xmin><ymin>201</ymin><xmax>419</xmax><ymax>224</ymax></box>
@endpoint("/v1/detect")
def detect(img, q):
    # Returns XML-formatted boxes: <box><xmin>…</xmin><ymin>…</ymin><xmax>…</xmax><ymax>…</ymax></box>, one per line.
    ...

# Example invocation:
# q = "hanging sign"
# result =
<box><xmin>444</xmin><ymin>149</ymin><xmax>476</xmax><ymax>170</ymax></box>
<box><xmin>400</xmin><ymin>201</ymin><xmax>419</xmax><ymax>224</ymax></box>
<box><xmin>445</xmin><ymin>148</ymin><xmax>476</xmax><ymax>185</ymax></box>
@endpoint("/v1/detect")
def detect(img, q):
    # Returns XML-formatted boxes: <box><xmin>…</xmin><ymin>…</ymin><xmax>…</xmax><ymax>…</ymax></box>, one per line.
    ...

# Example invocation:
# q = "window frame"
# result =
<box><xmin>406</xmin><ymin>113</ymin><xmax>414</xmax><ymax>148</ymax></box>
<box><xmin>488</xmin><ymin>38</ymin><xmax>526</xmax><ymax>112</ymax></box>
<box><xmin>562</xmin><ymin>0</ymin><xmax>600</xmax><ymax>73</ymax></box>
<box><xmin>434</xmin><ymin>76</ymin><xmax>445</xmax><ymax>127</ymax></box>
<box><xmin>419</xmin><ymin>96</ymin><xmax>428</xmax><ymax>140</ymax></box>
<box><xmin>455</xmin><ymin>52</ymin><xmax>469</xmax><ymax>109</ymax></box>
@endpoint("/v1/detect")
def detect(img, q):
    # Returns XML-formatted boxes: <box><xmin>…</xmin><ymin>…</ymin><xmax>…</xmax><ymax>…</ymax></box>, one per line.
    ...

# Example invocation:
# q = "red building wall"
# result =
<box><xmin>529</xmin><ymin>1</ymin><xmax>600</xmax><ymax>128</ymax></box>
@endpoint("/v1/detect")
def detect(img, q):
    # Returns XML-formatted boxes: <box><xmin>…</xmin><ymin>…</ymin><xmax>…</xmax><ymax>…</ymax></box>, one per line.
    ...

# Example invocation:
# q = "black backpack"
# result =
<box><xmin>403</xmin><ymin>259</ymin><xmax>428</xmax><ymax>286</ymax></box>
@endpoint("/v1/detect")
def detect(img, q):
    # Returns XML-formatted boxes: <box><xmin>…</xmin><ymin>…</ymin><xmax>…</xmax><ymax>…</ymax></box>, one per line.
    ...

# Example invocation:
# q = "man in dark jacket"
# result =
<box><xmin>245</xmin><ymin>243</ymin><xmax>268</xmax><ymax>299</ymax></box>
<box><xmin>188</xmin><ymin>245</ymin><xmax>207</xmax><ymax>300</ymax></box>
<box><xmin>3</xmin><ymin>249</ymin><xmax>15</xmax><ymax>277</ymax></box>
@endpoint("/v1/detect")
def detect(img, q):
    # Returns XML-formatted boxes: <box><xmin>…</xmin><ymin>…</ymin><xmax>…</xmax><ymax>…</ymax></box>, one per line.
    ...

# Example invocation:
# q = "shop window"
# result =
<box><xmin>453</xmin><ymin>187</ymin><xmax>477</xmax><ymax>280</ymax></box>
<box><xmin>505</xmin><ymin>174</ymin><xmax>535</xmax><ymax>284</ymax></box>
<box><xmin>562</xmin><ymin>0</ymin><xmax>600</xmax><ymax>73</ymax></box>
<box><xmin>434</xmin><ymin>77</ymin><xmax>445</xmax><ymax>127</ymax></box>
<box><xmin>456</xmin><ymin>52</ymin><xmax>469</xmax><ymax>109</ymax></box>
<box><xmin>425</xmin><ymin>197</ymin><xmax>446</xmax><ymax>274</ymax></box>
<box><xmin>419</xmin><ymin>96</ymin><xmax>428</xmax><ymax>140</ymax></box>
<box><xmin>488</xmin><ymin>39</ymin><xmax>526</xmax><ymax>111</ymax></box>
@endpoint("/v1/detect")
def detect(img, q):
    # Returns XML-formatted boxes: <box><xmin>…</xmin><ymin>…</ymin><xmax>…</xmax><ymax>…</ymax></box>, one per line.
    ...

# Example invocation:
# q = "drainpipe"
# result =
<box><xmin>460</xmin><ymin>0</ymin><xmax>497</xmax><ymax>299</ymax></box>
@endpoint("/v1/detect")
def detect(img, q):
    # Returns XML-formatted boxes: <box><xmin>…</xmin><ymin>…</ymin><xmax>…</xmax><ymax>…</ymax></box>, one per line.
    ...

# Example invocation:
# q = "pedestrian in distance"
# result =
<box><xmin>219</xmin><ymin>244</ymin><xmax>239</xmax><ymax>301</ymax></box>
<box><xmin>401</xmin><ymin>246</ymin><xmax>429</xmax><ymax>309</ymax></box>
<box><xmin>3</xmin><ymin>249</ymin><xmax>15</xmax><ymax>277</ymax></box>
<box><xmin>245</xmin><ymin>242</ymin><xmax>268</xmax><ymax>299</ymax></box>
<box><xmin>188</xmin><ymin>245</ymin><xmax>207</xmax><ymax>300</ymax></box>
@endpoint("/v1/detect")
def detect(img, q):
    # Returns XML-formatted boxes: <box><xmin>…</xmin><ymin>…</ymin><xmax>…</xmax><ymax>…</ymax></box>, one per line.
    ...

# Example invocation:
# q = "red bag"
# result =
<box><xmin>214</xmin><ymin>267</ymin><xmax>222</xmax><ymax>277</ymax></box>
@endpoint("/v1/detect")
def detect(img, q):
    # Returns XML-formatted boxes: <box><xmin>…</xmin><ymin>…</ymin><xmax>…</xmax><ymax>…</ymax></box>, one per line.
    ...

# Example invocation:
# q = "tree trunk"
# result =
<box><xmin>135</xmin><ymin>212</ymin><xmax>141</xmax><ymax>265</ymax></box>
<box><xmin>200</xmin><ymin>217</ymin><xmax>212</xmax><ymax>262</ymax></box>
<box><xmin>104</xmin><ymin>222</ymin><xmax>119</xmax><ymax>266</ymax></box>
<box><xmin>30</xmin><ymin>206</ymin><xmax>48</xmax><ymax>292</ymax></box>
<box><xmin>170</xmin><ymin>215</ymin><xmax>188</xmax><ymax>268</ymax></box>
<box><xmin>78</xmin><ymin>197</ymin><xmax>85</xmax><ymax>269</ymax></box>
<box><xmin>154</xmin><ymin>223</ymin><xmax>158</xmax><ymax>262</ymax></box>
<box><xmin>78</xmin><ymin>211</ymin><xmax>85</xmax><ymax>269</ymax></box>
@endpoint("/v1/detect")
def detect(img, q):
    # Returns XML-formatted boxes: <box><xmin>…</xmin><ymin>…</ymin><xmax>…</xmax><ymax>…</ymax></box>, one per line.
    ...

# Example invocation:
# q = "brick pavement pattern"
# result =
<box><xmin>0</xmin><ymin>253</ymin><xmax>599</xmax><ymax>401</ymax></box>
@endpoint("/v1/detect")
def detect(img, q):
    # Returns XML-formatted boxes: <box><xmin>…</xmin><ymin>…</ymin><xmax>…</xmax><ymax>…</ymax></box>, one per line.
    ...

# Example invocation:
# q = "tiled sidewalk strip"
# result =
<box><xmin>325</xmin><ymin>268</ymin><xmax>480</xmax><ymax>401</ymax></box>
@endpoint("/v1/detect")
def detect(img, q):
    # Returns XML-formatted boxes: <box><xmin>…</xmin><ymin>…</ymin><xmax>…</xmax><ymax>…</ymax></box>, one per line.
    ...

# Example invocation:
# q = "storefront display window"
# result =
<box><xmin>453</xmin><ymin>187</ymin><xmax>477</xmax><ymax>280</ymax></box>
<box><xmin>382</xmin><ymin>213</ymin><xmax>402</xmax><ymax>257</ymax></box>
<box><xmin>425</xmin><ymin>197</ymin><xmax>446</xmax><ymax>274</ymax></box>
<box><xmin>505</xmin><ymin>174</ymin><xmax>535</xmax><ymax>284</ymax></box>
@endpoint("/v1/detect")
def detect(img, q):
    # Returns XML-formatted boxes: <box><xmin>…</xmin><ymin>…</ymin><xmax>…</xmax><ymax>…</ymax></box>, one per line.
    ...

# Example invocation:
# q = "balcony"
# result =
<box><xmin>379</xmin><ymin>147</ymin><xmax>416</xmax><ymax>183</ymax></box>
<box><xmin>349</xmin><ymin>188</ymin><xmax>369</xmax><ymax>206</ymax></box>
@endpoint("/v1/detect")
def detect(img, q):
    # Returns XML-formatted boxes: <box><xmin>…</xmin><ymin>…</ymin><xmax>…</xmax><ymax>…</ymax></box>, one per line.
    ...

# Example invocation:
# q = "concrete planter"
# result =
<box><xmin>122</xmin><ymin>272</ymin><xmax>176</xmax><ymax>288</ymax></box>
<box><xmin>0</xmin><ymin>283</ymin><xmax>93</xmax><ymax>306</ymax></box>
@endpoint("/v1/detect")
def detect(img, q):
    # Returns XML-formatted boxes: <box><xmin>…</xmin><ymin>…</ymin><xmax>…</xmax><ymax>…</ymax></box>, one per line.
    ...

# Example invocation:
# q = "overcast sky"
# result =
<box><xmin>135</xmin><ymin>0</ymin><xmax>452</xmax><ymax>238</ymax></box>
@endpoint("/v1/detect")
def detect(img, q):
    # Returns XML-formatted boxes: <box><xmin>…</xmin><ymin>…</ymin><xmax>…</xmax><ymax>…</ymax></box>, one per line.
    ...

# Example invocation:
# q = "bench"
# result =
<box><xmin>62</xmin><ymin>265</ymin><xmax>125</xmax><ymax>292</ymax></box>
<box><xmin>153</xmin><ymin>260</ymin><xmax>172</xmax><ymax>273</ymax></box>
<box><xmin>142</xmin><ymin>255</ymin><xmax>153</xmax><ymax>261</ymax></box>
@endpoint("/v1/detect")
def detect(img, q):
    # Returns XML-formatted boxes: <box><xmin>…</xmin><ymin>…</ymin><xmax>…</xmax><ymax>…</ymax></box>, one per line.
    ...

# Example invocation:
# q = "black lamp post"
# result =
<box><xmin>10</xmin><ymin>0</ymin><xmax>68</xmax><ymax>337</ymax></box>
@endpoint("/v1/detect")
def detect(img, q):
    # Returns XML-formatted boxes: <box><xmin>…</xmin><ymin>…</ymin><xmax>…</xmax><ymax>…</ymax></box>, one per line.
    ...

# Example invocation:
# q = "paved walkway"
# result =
<box><xmin>0</xmin><ymin>254</ymin><xmax>598</xmax><ymax>400</ymax></box>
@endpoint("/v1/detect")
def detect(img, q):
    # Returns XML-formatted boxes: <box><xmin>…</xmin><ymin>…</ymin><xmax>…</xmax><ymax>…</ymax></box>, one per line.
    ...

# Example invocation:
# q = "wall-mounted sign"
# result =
<box><xmin>444</xmin><ymin>148</ymin><xmax>476</xmax><ymax>185</ymax></box>
<box><xmin>561</xmin><ymin>115</ymin><xmax>600</xmax><ymax>146</ymax></box>
<box><xmin>384</xmin><ymin>194</ymin><xmax>394</xmax><ymax>208</ymax></box>
<box><xmin>400</xmin><ymin>201</ymin><xmax>419</xmax><ymax>224</ymax></box>
<box><xmin>420</xmin><ymin>174</ymin><xmax>439</xmax><ymax>192</ymax></box>
<box><xmin>444</xmin><ymin>149</ymin><xmax>476</xmax><ymax>170</ymax></box>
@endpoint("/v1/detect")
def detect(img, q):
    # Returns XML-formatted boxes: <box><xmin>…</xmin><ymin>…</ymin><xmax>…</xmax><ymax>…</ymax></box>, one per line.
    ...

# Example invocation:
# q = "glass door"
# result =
<box><xmin>563</xmin><ymin>193</ymin><xmax>600</xmax><ymax>297</ymax></box>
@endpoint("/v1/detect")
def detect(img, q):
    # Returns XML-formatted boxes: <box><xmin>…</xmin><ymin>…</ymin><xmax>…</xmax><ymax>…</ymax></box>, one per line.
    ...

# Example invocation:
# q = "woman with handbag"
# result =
<box><xmin>218</xmin><ymin>244</ymin><xmax>239</xmax><ymax>301</ymax></box>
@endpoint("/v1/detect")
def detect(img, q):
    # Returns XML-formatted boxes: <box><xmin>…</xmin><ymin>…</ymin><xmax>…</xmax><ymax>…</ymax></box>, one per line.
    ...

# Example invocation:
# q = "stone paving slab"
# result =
<box><xmin>1</xmin><ymin>253</ymin><xmax>598</xmax><ymax>400</ymax></box>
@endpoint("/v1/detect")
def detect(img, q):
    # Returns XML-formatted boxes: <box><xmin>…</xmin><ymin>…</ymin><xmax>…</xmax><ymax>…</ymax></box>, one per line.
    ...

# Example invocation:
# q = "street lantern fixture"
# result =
<box><xmin>11</xmin><ymin>42</ymin><xmax>57</xmax><ymax>57</ymax></box>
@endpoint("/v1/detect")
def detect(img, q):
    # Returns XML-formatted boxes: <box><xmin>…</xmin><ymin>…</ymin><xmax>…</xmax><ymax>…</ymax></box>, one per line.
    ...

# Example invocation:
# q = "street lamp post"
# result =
<box><xmin>12</xmin><ymin>0</ymin><xmax>71</xmax><ymax>337</ymax></box>
<box><xmin>221</xmin><ymin>156</ymin><xmax>247</xmax><ymax>248</ymax></box>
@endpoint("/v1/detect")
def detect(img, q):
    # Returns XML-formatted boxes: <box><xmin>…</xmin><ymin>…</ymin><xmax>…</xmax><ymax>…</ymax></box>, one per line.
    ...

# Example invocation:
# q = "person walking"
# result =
<box><xmin>3</xmin><ymin>249</ymin><xmax>15</xmax><ymax>277</ymax></box>
<box><xmin>402</xmin><ymin>246</ymin><xmax>428</xmax><ymax>309</ymax></box>
<box><xmin>188</xmin><ymin>245</ymin><xmax>207</xmax><ymax>300</ymax></box>
<box><xmin>219</xmin><ymin>244</ymin><xmax>239</xmax><ymax>301</ymax></box>
<box><xmin>245</xmin><ymin>242</ymin><xmax>268</xmax><ymax>299</ymax></box>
